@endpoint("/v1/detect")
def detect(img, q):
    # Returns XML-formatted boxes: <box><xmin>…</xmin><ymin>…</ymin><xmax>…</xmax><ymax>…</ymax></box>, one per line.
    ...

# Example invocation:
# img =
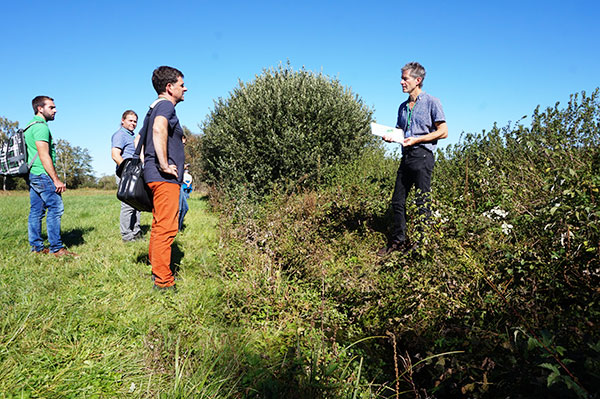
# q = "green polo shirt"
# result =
<box><xmin>24</xmin><ymin>116</ymin><xmax>56</xmax><ymax>176</ymax></box>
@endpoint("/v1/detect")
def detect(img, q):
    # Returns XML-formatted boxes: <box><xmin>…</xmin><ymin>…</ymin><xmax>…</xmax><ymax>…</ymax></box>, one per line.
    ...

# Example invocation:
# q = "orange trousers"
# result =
<box><xmin>147</xmin><ymin>181</ymin><xmax>180</xmax><ymax>288</ymax></box>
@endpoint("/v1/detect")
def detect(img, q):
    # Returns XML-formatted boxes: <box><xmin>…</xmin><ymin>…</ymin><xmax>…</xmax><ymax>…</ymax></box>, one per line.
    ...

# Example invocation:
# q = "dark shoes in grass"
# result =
<box><xmin>376</xmin><ymin>240</ymin><xmax>415</xmax><ymax>257</ymax></box>
<box><xmin>153</xmin><ymin>284</ymin><xmax>177</xmax><ymax>292</ymax></box>
<box><xmin>123</xmin><ymin>232</ymin><xmax>144</xmax><ymax>242</ymax></box>
<box><xmin>151</xmin><ymin>273</ymin><xmax>177</xmax><ymax>292</ymax></box>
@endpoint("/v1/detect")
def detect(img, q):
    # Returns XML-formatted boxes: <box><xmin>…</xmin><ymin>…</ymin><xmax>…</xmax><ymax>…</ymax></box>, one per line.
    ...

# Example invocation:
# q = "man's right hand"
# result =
<box><xmin>35</xmin><ymin>141</ymin><xmax>67</xmax><ymax>194</ymax></box>
<box><xmin>382</xmin><ymin>135</ymin><xmax>402</xmax><ymax>144</ymax></box>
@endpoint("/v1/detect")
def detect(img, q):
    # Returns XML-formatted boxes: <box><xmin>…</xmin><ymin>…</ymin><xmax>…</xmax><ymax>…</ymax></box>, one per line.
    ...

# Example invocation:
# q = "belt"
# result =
<box><xmin>402</xmin><ymin>145</ymin><xmax>432</xmax><ymax>156</ymax></box>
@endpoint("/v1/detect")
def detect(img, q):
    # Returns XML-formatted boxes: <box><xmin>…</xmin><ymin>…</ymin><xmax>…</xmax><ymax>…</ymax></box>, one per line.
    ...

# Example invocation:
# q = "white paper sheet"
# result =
<box><xmin>370</xmin><ymin>122</ymin><xmax>404</xmax><ymax>143</ymax></box>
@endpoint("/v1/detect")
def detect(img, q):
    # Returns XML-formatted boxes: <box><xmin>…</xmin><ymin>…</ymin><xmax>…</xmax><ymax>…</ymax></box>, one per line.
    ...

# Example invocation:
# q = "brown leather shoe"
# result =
<box><xmin>52</xmin><ymin>248</ymin><xmax>79</xmax><ymax>258</ymax></box>
<box><xmin>31</xmin><ymin>248</ymin><xmax>50</xmax><ymax>254</ymax></box>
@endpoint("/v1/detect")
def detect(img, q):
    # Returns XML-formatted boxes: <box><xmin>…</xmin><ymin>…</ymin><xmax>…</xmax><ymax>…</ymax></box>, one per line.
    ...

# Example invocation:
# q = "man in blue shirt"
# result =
<box><xmin>142</xmin><ymin>66</ymin><xmax>187</xmax><ymax>290</ymax></box>
<box><xmin>378</xmin><ymin>62</ymin><xmax>448</xmax><ymax>256</ymax></box>
<box><xmin>111</xmin><ymin>110</ymin><xmax>142</xmax><ymax>242</ymax></box>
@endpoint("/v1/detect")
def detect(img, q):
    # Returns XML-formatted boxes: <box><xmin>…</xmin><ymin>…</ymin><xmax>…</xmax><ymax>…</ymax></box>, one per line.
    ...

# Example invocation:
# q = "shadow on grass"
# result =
<box><xmin>366</xmin><ymin>208</ymin><xmax>391</xmax><ymax>235</ymax></box>
<box><xmin>171</xmin><ymin>242</ymin><xmax>183</xmax><ymax>275</ymax></box>
<box><xmin>135</xmin><ymin>241</ymin><xmax>183</xmax><ymax>276</ymax></box>
<box><xmin>324</xmin><ymin>204</ymin><xmax>391</xmax><ymax>237</ymax></box>
<box><xmin>140</xmin><ymin>223</ymin><xmax>151</xmax><ymax>235</ymax></box>
<box><xmin>136</xmin><ymin>252</ymin><xmax>149</xmax><ymax>265</ymax></box>
<box><xmin>62</xmin><ymin>227</ymin><xmax>95</xmax><ymax>247</ymax></box>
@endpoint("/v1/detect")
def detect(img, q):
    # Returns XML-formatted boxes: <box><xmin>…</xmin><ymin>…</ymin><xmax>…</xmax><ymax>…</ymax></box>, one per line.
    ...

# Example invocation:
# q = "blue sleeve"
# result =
<box><xmin>431</xmin><ymin>98</ymin><xmax>446</xmax><ymax>123</ymax></box>
<box><xmin>154</xmin><ymin>101</ymin><xmax>177</xmax><ymax>128</ymax></box>
<box><xmin>111</xmin><ymin>132</ymin><xmax>124</xmax><ymax>149</ymax></box>
<box><xmin>396</xmin><ymin>101</ymin><xmax>408</xmax><ymax>129</ymax></box>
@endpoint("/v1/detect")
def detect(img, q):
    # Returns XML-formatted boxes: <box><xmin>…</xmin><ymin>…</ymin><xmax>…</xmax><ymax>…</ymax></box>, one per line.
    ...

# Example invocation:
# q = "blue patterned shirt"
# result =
<box><xmin>396</xmin><ymin>92</ymin><xmax>445</xmax><ymax>153</ymax></box>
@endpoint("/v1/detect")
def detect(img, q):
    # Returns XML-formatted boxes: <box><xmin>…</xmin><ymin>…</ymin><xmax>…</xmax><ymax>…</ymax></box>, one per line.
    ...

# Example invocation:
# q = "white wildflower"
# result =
<box><xmin>560</xmin><ymin>231</ymin><xmax>574</xmax><ymax>246</ymax></box>
<box><xmin>432</xmin><ymin>209</ymin><xmax>449</xmax><ymax>223</ymax></box>
<box><xmin>483</xmin><ymin>206</ymin><xmax>509</xmax><ymax>220</ymax></box>
<box><xmin>501</xmin><ymin>222</ymin><xmax>513</xmax><ymax>235</ymax></box>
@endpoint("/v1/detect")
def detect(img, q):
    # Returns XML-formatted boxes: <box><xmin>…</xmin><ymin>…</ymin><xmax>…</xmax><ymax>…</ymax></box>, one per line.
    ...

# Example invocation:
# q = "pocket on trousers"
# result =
<box><xmin>30</xmin><ymin>174</ymin><xmax>56</xmax><ymax>194</ymax></box>
<box><xmin>28</xmin><ymin>175</ymin><xmax>45</xmax><ymax>194</ymax></box>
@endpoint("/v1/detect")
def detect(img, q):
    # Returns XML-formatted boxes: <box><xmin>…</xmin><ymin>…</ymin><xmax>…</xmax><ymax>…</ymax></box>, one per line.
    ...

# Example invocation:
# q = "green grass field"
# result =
<box><xmin>0</xmin><ymin>189</ymin><xmax>242</xmax><ymax>398</ymax></box>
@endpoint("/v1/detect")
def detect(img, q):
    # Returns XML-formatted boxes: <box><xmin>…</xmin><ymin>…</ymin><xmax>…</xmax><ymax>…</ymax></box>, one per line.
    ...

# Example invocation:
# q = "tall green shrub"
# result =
<box><xmin>199</xmin><ymin>63</ymin><xmax>376</xmax><ymax>197</ymax></box>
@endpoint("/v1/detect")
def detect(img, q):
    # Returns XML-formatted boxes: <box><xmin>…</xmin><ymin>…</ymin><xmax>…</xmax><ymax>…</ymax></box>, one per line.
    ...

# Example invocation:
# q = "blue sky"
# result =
<box><xmin>1</xmin><ymin>0</ymin><xmax>598</xmax><ymax>177</ymax></box>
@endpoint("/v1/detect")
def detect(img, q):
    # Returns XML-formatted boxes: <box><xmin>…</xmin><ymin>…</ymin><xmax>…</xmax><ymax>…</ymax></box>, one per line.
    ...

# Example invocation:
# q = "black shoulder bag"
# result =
<box><xmin>116</xmin><ymin>98</ymin><xmax>167</xmax><ymax>212</ymax></box>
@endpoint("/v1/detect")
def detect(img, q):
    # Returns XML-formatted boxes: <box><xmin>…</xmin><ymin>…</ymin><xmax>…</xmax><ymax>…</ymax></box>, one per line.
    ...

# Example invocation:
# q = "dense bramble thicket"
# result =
<box><xmin>198</xmin><ymin>63</ymin><xmax>376</xmax><ymax>197</ymax></box>
<box><xmin>211</xmin><ymin>89</ymin><xmax>600</xmax><ymax>397</ymax></box>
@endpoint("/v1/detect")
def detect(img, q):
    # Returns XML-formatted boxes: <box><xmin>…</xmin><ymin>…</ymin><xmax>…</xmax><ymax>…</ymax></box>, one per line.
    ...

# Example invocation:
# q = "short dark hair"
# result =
<box><xmin>121</xmin><ymin>110</ymin><xmax>138</xmax><ymax>120</ymax></box>
<box><xmin>402</xmin><ymin>62</ymin><xmax>426</xmax><ymax>88</ymax></box>
<box><xmin>152</xmin><ymin>66</ymin><xmax>184</xmax><ymax>95</ymax></box>
<box><xmin>32</xmin><ymin>96</ymin><xmax>54</xmax><ymax>114</ymax></box>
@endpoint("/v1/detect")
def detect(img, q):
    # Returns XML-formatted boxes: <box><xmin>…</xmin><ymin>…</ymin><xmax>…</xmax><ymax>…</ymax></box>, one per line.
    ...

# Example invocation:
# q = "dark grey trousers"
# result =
<box><xmin>116</xmin><ymin>176</ymin><xmax>141</xmax><ymax>240</ymax></box>
<box><xmin>390</xmin><ymin>146</ymin><xmax>434</xmax><ymax>244</ymax></box>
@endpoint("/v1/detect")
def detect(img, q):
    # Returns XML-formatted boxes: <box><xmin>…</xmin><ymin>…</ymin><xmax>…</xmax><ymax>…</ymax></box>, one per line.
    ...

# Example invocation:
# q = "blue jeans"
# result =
<box><xmin>28</xmin><ymin>173</ymin><xmax>64</xmax><ymax>252</ymax></box>
<box><xmin>178</xmin><ymin>185</ymin><xmax>189</xmax><ymax>231</ymax></box>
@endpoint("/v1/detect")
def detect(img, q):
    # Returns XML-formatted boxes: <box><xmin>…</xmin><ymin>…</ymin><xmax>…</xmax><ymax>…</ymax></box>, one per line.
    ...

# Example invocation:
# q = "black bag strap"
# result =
<box><xmin>134</xmin><ymin>98</ymin><xmax>169</xmax><ymax>157</ymax></box>
<box><xmin>22</xmin><ymin>120</ymin><xmax>45</xmax><ymax>169</ymax></box>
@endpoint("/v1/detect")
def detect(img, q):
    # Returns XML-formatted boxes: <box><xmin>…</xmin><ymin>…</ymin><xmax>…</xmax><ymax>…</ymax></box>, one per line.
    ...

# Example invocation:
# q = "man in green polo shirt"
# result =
<box><xmin>25</xmin><ymin>95</ymin><xmax>76</xmax><ymax>256</ymax></box>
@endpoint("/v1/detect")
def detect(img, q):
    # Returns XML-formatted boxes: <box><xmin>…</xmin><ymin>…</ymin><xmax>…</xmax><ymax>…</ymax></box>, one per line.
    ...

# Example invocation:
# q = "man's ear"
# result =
<box><xmin>165</xmin><ymin>82</ymin><xmax>174</xmax><ymax>96</ymax></box>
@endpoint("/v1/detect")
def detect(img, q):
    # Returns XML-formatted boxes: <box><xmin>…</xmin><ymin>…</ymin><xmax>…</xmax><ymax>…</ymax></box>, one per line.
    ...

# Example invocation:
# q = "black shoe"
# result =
<box><xmin>402</xmin><ymin>240</ymin><xmax>417</xmax><ymax>254</ymax></box>
<box><xmin>123</xmin><ymin>233</ymin><xmax>143</xmax><ymax>242</ymax></box>
<box><xmin>377</xmin><ymin>241</ymin><xmax>402</xmax><ymax>257</ymax></box>
<box><xmin>377</xmin><ymin>240</ymin><xmax>415</xmax><ymax>257</ymax></box>
<box><xmin>153</xmin><ymin>283</ymin><xmax>177</xmax><ymax>292</ymax></box>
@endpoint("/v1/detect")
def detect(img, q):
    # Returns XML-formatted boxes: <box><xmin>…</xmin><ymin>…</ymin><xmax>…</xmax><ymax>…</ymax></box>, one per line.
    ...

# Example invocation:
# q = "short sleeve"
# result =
<box><xmin>111</xmin><ymin>132</ymin><xmax>124</xmax><ymax>149</ymax></box>
<box><xmin>154</xmin><ymin>101</ymin><xmax>177</xmax><ymax>128</ymax></box>
<box><xmin>30</xmin><ymin>123</ymin><xmax>50</xmax><ymax>142</ymax></box>
<box><xmin>430</xmin><ymin>98</ymin><xmax>446</xmax><ymax>123</ymax></box>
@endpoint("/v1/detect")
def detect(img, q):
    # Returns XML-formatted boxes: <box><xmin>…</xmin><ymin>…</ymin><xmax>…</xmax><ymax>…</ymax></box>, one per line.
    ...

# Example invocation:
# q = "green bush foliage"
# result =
<box><xmin>199</xmin><ymin>62</ymin><xmax>376</xmax><ymax>197</ymax></box>
<box><xmin>212</xmin><ymin>89</ymin><xmax>600</xmax><ymax>397</ymax></box>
